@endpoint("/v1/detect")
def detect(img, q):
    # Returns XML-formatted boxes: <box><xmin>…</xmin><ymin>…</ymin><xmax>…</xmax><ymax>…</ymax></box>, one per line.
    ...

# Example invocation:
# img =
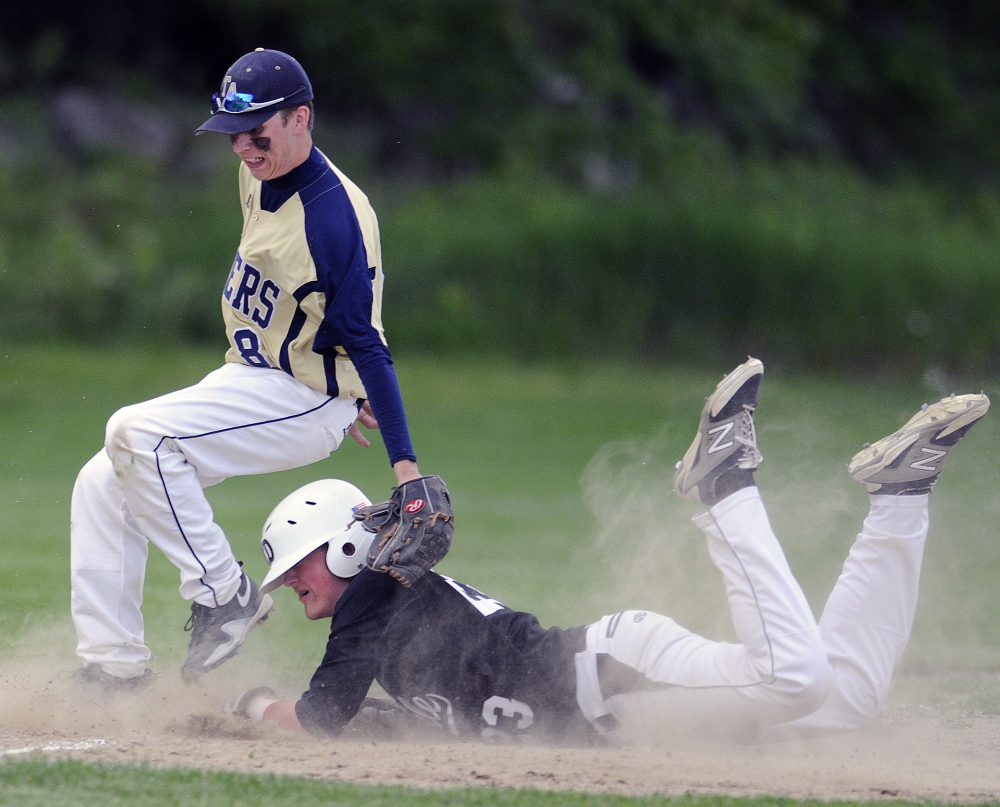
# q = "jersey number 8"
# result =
<box><xmin>233</xmin><ymin>328</ymin><xmax>271</xmax><ymax>368</ymax></box>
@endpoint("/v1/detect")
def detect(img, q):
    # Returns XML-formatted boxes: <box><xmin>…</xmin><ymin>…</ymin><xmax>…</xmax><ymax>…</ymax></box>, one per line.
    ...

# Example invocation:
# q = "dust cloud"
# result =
<box><xmin>2</xmin><ymin>602</ymin><xmax>1000</xmax><ymax>800</ymax></box>
<box><xmin>1</xmin><ymin>632</ymin><xmax>1000</xmax><ymax>802</ymax></box>
<box><xmin>3</xmin><ymin>426</ymin><xmax>1000</xmax><ymax>800</ymax></box>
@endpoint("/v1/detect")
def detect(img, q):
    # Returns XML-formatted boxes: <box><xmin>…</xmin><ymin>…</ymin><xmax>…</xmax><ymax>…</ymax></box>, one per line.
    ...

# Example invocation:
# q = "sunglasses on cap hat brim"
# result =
<box><xmin>211</xmin><ymin>85</ymin><xmax>307</xmax><ymax>114</ymax></box>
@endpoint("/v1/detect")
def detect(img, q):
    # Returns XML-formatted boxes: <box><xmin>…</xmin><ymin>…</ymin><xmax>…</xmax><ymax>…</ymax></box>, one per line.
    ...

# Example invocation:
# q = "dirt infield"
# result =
<box><xmin>2</xmin><ymin>663</ymin><xmax>1000</xmax><ymax>802</ymax></box>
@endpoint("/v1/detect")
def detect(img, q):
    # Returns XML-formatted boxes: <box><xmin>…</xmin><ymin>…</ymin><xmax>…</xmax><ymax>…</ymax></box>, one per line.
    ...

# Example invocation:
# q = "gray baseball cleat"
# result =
<box><xmin>848</xmin><ymin>393</ymin><xmax>990</xmax><ymax>495</ymax></box>
<box><xmin>674</xmin><ymin>357</ymin><xmax>764</xmax><ymax>506</ymax></box>
<box><xmin>181</xmin><ymin>570</ymin><xmax>273</xmax><ymax>682</ymax></box>
<box><xmin>70</xmin><ymin>665</ymin><xmax>158</xmax><ymax>697</ymax></box>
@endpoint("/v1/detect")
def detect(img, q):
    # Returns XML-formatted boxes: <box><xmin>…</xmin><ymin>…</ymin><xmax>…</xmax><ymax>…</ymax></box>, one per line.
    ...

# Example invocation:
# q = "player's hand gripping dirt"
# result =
<box><xmin>354</xmin><ymin>475</ymin><xmax>454</xmax><ymax>586</ymax></box>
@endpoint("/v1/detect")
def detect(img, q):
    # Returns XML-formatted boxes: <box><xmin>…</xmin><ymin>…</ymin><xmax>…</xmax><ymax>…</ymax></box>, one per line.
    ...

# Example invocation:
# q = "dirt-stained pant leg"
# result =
<box><xmin>70</xmin><ymin>363</ymin><xmax>360</xmax><ymax>679</ymax></box>
<box><xmin>762</xmin><ymin>494</ymin><xmax>929</xmax><ymax>740</ymax></box>
<box><xmin>71</xmin><ymin>452</ymin><xmax>152</xmax><ymax>679</ymax></box>
<box><xmin>575</xmin><ymin>487</ymin><xmax>831</xmax><ymax>743</ymax></box>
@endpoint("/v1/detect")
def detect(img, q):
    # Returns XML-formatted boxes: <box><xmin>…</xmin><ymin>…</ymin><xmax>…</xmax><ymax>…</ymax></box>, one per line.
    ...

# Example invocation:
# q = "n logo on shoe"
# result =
<box><xmin>910</xmin><ymin>447</ymin><xmax>947</xmax><ymax>472</ymax></box>
<box><xmin>707</xmin><ymin>422</ymin><xmax>735</xmax><ymax>454</ymax></box>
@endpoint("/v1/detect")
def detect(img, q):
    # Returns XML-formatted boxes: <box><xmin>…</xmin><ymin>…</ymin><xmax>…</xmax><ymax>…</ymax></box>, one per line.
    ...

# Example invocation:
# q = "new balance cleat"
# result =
<box><xmin>674</xmin><ymin>358</ymin><xmax>764</xmax><ymax>506</ymax></box>
<box><xmin>181</xmin><ymin>571</ymin><xmax>273</xmax><ymax>682</ymax></box>
<box><xmin>848</xmin><ymin>393</ymin><xmax>990</xmax><ymax>495</ymax></box>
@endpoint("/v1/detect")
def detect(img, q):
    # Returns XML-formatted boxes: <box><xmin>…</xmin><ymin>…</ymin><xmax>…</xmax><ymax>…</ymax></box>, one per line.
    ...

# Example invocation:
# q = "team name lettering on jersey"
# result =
<box><xmin>392</xmin><ymin>693</ymin><xmax>458</xmax><ymax>735</ymax></box>
<box><xmin>223</xmin><ymin>255</ymin><xmax>281</xmax><ymax>329</ymax></box>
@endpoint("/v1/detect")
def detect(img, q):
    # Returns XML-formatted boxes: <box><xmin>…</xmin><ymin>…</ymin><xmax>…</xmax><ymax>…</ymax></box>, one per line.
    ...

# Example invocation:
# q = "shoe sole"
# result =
<box><xmin>182</xmin><ymin>594</ymin><xmax>274</xmax><ymax>681</ymax></box>
<box><xmin>706</xmin><ymin>358</ymin><xmax>764</xmax><ymax>418</ymax></box>
<box><xmin>674</xmin><ymin>358</ymin><xmax>763</xmax><ymax>499</ymax></box>
<box><xmin>848</xmin><ymin>394</ymin><xmax>990</xmax><ymax>482</ymax></box>
<box><xmin>70</xmin><ymin>667</ymin><xmax>158</xmax><ymax>698</ymax></box>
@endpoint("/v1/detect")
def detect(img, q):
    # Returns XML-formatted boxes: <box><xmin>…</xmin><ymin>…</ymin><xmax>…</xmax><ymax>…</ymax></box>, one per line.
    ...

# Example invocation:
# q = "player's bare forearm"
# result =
<box><xmin>392</xmin><ymin>459</ymin><xmax>422</xmax><ymax>484</ymax></box>
<box><xmin>262</xmin><ymin>700</ymin><xmax>306</xmax><ymax>732</ymax></box>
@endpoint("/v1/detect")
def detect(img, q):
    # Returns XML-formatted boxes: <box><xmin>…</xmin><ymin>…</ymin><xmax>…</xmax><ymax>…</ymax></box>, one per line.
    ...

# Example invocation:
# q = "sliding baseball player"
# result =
<box><xmin>223</xmin><ymin>358</ymin><xmax>988</xmax><ymax>743</ymax></box>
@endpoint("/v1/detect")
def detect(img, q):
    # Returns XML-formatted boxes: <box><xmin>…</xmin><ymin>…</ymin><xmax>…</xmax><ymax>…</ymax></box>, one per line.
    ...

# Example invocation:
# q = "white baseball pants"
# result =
<box><xmin>70</xmin><ymin>363</ymin><xmax>361</xmax><ymax>679</ymax></box>
<box><xmin>575</xmin><ymin>486</ymin><xmax>927</xmax><ymax>743</ymax></box>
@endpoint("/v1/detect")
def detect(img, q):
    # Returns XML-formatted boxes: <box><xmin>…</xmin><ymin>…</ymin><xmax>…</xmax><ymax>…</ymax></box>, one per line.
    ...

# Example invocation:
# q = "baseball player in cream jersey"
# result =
<box><xmin>70</xmin><ymin>48</ymin><xmax>431</xmax><ymax>692</ymax></box>
<box><xmin>224</xmin><ymin>137</ymin><xmax>385</xmax><ymax>402</ymax></box>
<box><xmin>222</xmin><ymin>359</ymin><xmax>989</xmax><ymax>745</ymax></box>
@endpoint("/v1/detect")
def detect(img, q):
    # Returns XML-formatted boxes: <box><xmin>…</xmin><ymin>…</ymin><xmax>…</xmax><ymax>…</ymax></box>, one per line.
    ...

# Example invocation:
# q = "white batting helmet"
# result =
<box><xmin>259</xmin><ymin>479</ymin><xmax>374</xmax><ymax>594</ymax></box>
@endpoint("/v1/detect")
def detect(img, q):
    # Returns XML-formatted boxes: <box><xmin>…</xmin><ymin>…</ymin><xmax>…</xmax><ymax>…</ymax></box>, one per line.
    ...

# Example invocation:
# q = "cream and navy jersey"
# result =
<box><xmin>222</xmin><ymin>146</ymin><xmax>414</xmax><ymax>464</ymax></box>
<box><xmin>295</xmin><ymin>569</ymin><xmax>594</xmax><ymax>743</ymax></box>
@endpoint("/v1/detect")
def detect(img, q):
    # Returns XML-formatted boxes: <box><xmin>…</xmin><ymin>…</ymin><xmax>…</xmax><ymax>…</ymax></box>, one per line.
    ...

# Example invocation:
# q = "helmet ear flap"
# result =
<box><xmin>325</xmin><ymin>538</ymin><xmax>361</xmax><ymax>577</ymax></box>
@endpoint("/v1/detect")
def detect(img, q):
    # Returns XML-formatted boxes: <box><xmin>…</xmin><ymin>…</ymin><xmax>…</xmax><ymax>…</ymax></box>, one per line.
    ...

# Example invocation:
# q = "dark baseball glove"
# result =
<box><xmin>354</xmin><ymin>475</ymin><xmax>454</xmax><ymax>586</ymax></box>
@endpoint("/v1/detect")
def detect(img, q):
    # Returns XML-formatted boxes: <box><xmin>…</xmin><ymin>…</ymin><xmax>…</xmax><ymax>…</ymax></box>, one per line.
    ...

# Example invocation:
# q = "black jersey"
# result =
<box><xmin>295</xmin><ymin>569</ymin><xmax>593</xmax><ymax>742</ymax></box>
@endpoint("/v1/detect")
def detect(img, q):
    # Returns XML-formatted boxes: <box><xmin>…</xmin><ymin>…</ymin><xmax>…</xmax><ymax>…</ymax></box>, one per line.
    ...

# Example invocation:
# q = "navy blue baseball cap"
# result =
<box><xmin>196</xmin><ymin>48</ymin><xmax>314</xmax><ymax>135</ymax></box>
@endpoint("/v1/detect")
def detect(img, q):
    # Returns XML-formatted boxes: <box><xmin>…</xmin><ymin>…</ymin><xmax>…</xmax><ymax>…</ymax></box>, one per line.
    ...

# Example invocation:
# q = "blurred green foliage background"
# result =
<box><xmin>1</xmin><ymin>1</ymin><xmax>1000</xmax><ymax>374</ymax></box>
<box><xmin>1</xmin><ymin>2</ymin><xmax>1000</xmax><ymax>715</ymax></box>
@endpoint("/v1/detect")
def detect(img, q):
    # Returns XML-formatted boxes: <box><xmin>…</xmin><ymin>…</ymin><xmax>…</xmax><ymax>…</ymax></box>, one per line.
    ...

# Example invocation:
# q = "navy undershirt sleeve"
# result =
<box><xmin>346</xmin><ymin>343</ymin><xmax>417</xmax><ymax>466</ymax></box>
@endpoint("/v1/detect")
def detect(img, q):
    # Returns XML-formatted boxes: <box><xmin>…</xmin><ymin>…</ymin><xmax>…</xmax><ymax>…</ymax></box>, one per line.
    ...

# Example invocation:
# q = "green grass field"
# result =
<box><xmin>1</xmin><ymin>346</ymin><xmax>999</xmax><ymax>804</ymax></box>
<box><xmin>0</xmin><ymin>758</ymin><xmax>908</xmax><ymax>807</ymax></box>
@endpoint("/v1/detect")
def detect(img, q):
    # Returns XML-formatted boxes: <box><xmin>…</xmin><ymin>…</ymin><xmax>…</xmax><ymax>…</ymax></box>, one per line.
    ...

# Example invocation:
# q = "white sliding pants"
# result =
<box><xmin>766</xmin><ymin>493</ymin><xmax>928</xmax><ymax>739</ymax></box>
<box><xmin>70</xmin><ymin>363</ymin><xmax>361</xmax><ymax>679</ymax></box>
<box><xmin>574</xmin><ymin>487</ymin><xmax>928</xmax><ymax>743</ymax></box>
